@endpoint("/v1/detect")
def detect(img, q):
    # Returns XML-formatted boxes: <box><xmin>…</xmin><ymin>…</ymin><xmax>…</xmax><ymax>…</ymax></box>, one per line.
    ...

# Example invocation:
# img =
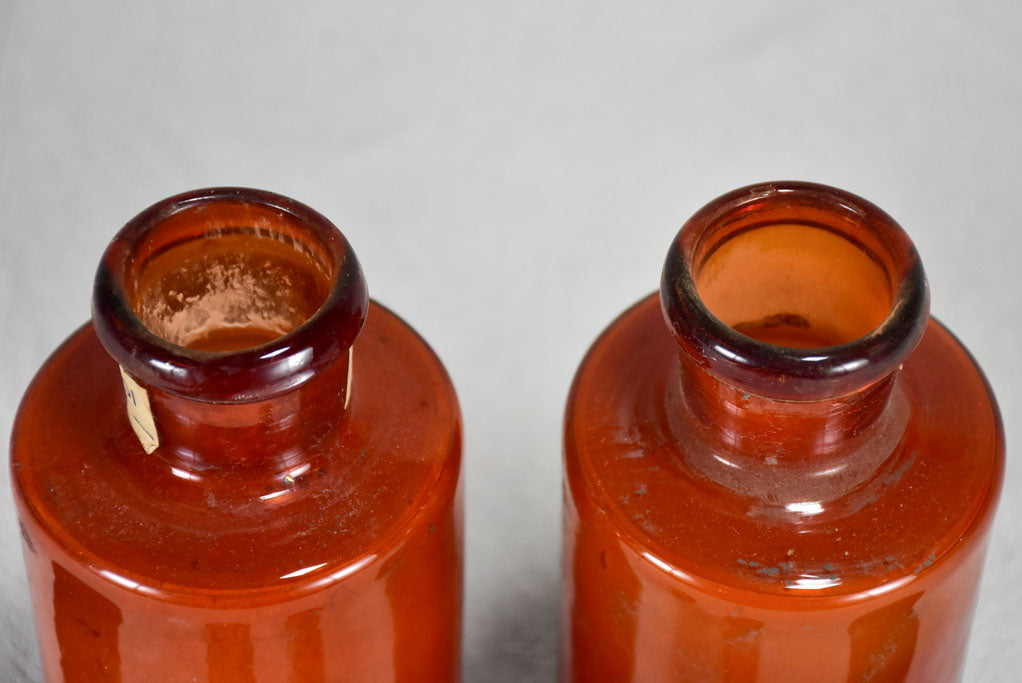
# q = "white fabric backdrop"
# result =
<box><xmin>1</xmin><ymin>1</ymin><xmax>1019</xmax><ymax>680</ymax></box>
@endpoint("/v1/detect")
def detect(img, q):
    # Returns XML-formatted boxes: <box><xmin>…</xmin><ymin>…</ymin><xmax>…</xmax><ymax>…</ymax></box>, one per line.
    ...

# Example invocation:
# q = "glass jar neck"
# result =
<box><xmin>136</xmin><ymin>350</ymin><xmax>351</xmax><ymax>475</ymax></box>
<box><xmin>661</xmin><ymin>181</ymin><xmax>928</xmax><ymax>503</ymax></box>
<box><xmin>674</xmin><ymin>354</ymin><xmax>910</xmax><ymax>504</ymax></box>
<box><xmin>679</xmin><ymin>354</ymin><xmax>897</xmax><ymax>459</ymax></box>
<box><xmin>93</xmin><ymin>187</ymin><xmax>368</xmax><ymax>476</ymax></box>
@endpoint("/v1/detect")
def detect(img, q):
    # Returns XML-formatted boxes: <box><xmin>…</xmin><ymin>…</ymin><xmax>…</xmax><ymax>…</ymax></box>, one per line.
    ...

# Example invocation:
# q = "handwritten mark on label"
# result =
<box><xmin>119</xmin><ymin>367</ymin><xmax>159</xmax><ymax>454</ymax></box>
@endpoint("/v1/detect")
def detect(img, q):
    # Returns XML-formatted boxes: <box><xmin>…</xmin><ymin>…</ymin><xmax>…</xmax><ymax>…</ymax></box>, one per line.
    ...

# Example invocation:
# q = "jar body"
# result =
<box><xmin>562</xmin><ymin>295</ymin><xmax>1002</xmax><ymax>682</ymax></box>
<box><xmin>12</xmin><ymin>300</ymin><xmax>463</xmax><ymax>681</ymax></box>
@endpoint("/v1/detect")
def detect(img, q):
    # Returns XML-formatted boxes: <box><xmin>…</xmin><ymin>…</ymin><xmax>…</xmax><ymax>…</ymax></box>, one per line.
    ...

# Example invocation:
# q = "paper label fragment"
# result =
<box><xmin>119</xmin><ymin>366</ymin><xmax>159</xmax><ymax>454</ymax></box>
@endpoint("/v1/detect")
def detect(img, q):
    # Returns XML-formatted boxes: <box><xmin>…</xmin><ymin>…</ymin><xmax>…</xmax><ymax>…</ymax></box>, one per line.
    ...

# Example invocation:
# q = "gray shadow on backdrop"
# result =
<box><xmin>465</xmin><ymin>570</ymin><xmax>560</xmax><ymax>683</ymax></box>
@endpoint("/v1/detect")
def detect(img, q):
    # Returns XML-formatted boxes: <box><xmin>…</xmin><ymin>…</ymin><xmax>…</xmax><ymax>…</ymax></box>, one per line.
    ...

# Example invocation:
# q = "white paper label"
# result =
<box><xmin>344</xmin><ymin>347</ymin><xmax>354</xmax><ymax>410</ymax></box>
<box><xmin>119</xmin><ymin>366</ymin><xmax>159</xmax><ymax>454</ymax></box>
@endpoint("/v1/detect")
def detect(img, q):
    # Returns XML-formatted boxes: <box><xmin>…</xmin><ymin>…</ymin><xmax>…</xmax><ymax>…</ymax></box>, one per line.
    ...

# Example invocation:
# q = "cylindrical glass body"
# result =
<box><xmin>11</xmin><ymin>188</ymin><xmax>462</xmax><ymax>681</ymax></box>
<box><xmin>562</xmin><ymin>182</ymin><xmax>1003</xmax><ymax>682</ymax></box>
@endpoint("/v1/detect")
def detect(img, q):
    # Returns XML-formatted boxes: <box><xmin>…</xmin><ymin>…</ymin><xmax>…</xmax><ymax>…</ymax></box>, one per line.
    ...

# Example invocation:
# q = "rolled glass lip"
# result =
<box><xmin>660</xmin><ymin>181</ymin><xmax>930</xmax><ymax>401</ymax></box>
<box><xmin>92</xmin><ymin>187</ymin><xmax>368</xmax><ymax>403</ymax></box>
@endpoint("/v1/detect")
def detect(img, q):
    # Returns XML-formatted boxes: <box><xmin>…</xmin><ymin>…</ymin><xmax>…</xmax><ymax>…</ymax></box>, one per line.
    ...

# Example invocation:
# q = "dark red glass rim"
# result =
<box><xmin>660</xmin><ymin>181</ymin><xmax>930</xmax><ymax>400</ymax></box>
<box><xmin>92</xmin><ymin>187</ymin><xmax>368</xmax><ymax>403</ymax></box>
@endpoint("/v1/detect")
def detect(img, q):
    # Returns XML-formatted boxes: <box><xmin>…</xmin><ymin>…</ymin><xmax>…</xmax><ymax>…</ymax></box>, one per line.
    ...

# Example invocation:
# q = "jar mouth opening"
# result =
<box><xmin>125</xmin><ymin>204</ymin><xmax>335</xmax><ymax>353</ymax></box>
<box><xmin>661</xmin><ymin>181</ymin><xmax>929</xmax><ymax>400</ymax></box>
<box><xmin>93</xmin><ymin>187</ymin><xmax>368</xmax><ymax>402</ymax></box>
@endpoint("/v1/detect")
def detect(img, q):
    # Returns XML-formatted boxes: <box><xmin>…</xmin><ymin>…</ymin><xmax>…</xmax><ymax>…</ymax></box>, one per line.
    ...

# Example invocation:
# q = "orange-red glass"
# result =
<box><xmin>562</xmin><ymin>182</ymin><xmax>1003</xmax><ymax>682</ymax></box>
<box><xmin>11</xmin><ymin>188</ymin><xmax>463</xmax><ymax>681</ymax></box>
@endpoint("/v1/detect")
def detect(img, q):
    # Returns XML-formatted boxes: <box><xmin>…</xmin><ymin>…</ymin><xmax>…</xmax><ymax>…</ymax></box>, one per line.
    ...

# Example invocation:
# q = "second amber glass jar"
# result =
<box><xmin>562</xmin><ymin>181</ymin><xmax>1003</xmax><ymax>682</ymax></box>
<box><xmin>11</xmin><ymin>188</ymin><xmax>462</xmax><ymax>681</ymax></box>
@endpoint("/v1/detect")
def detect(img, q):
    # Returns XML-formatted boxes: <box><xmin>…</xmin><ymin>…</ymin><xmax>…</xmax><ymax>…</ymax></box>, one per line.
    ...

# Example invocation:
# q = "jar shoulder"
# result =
<box><xmin>564</xmin><ymin>294</ymin><xmax>1004</xmax><ymax>599</ymax></box>
<box><xmin>11</xmin><ymin>300</ymin><xmax>462</xmax><ymax>596</ymax></box>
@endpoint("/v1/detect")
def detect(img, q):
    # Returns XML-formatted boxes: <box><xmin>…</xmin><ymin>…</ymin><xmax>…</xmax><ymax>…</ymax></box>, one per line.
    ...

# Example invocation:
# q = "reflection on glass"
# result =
<box><xmin>846</xmin><ymin>593</ymin><xmax>922</xmax><ymax>681</ymax></box>
<box><xmin>53</xmin><ymin>562</ymin><xmax>123</xmax><ymax>683</ymax></box>
<box><xmin>286</xmin><ymin>608</ymin><xmax>326</xmax><ymax>683</ymax></box>
<box><xmin>205</xmin><ymin>622</ymin><xmax>255</xmax><ymax>683</ymax></box>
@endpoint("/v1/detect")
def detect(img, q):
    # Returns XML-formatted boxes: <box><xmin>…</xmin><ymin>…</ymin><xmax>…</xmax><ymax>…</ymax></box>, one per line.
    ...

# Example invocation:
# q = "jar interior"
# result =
<box><xmin>126</xmin><ymin>204</ymin><xmax>334</xmax><ymax>353</ymax></box>
<box><xmin>694</xmin><ymin>224</ymin><xmax>893</xmax><ymax>349</ymax></box>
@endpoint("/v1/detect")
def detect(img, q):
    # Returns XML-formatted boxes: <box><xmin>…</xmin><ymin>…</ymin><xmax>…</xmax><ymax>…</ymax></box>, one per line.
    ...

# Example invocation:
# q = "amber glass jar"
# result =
<box><xmin>562</xmin><ymin>182</ymin><xmax>1003</xmax><ymax>682</ymax></box>
<box><xmin>11</xmin><ymin>188</ymin><xmax>462</xmax><ymax>682</ymax></box>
